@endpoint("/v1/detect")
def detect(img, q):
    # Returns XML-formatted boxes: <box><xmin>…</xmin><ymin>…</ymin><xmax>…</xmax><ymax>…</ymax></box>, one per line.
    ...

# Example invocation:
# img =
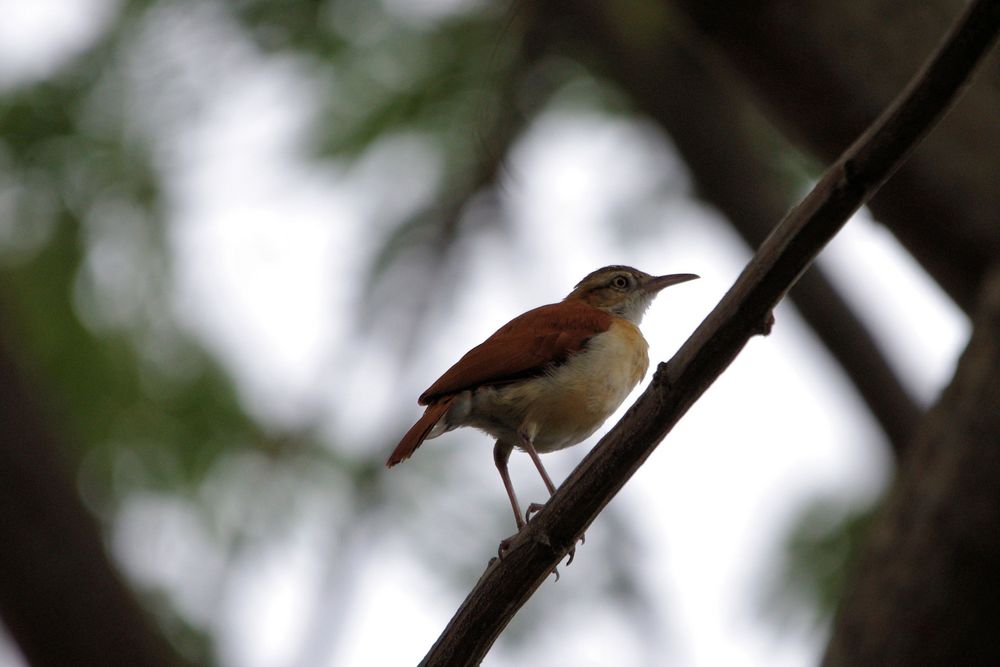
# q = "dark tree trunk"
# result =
<box><xmin>823</xmin><ymin>266</ymin><xmax>1000</xmax><ymax>666</ymax></box>
<box><xmin>0</xmin><ymin>310</ymin><xmax>182</xmax><ymax>667</ymax></box>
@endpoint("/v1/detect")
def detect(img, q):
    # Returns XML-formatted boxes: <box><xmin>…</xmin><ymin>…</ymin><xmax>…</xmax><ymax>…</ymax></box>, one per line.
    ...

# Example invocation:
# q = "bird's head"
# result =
<box><xmin>565</xmin><ymin>265</ymin><xmax>699</xmax><ymax>324</ymax></box>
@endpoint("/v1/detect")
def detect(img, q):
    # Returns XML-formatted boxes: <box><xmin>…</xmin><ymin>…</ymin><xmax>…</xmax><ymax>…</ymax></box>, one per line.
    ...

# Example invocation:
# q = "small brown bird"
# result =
<box><xmin>387</xmin><ymin>265</ymin><xmax>698</xmax><ymax>544</ymax></box>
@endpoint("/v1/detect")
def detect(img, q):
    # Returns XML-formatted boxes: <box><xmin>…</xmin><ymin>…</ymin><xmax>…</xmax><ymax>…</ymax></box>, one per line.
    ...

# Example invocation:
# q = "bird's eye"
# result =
<box><xmin>611</xmin><ymin>275</ymin><xmax>630</xmax><ymax>289</ymax></box>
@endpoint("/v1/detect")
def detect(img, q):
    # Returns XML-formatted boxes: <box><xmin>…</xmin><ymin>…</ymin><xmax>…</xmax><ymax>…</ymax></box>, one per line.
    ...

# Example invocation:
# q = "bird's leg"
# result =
<box><xmin>518</xmin><ymin>430</ymin><xmax>583</xmax><ymax>568</ymax></box>
<box><xmin>495</xmin><ymin>440</ymin><xmax>526</xmax><ymax>559</ymax></box>
<box><xmin>519</xmin><ymin>430</ymin><xmax>557</xmax><ymax>495</ymax></box>
<box><xmin>519</xmin><ymin>429</ymin><xmax>556</xmax><ymax>523</ymax></box>
<box><xmin>494</xmin><ymin>439</ymin><xmax>524</xmax><ymax>530</ymax></box>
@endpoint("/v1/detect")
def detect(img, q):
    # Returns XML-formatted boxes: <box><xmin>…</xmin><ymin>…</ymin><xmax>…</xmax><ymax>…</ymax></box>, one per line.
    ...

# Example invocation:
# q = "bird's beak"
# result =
<box><xmin>642</xmin><ymin>273</ymin><xmax>700</xmax><ymax>295</ymax></box>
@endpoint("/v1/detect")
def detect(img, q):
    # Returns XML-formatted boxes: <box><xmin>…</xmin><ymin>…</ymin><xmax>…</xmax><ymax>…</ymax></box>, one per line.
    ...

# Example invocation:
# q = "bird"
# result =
<box><xmin>386</xmin><ymin>265</ymin><xmax>698</xmax><ymax>552</ymax></box>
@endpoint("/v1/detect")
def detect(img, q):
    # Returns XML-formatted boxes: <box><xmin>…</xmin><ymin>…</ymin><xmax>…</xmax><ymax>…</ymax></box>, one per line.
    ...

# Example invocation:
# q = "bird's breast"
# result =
<box><xmin>500</xmin><ymin>318</ymin><xmax>650</xmax><ymax>452</ymax></box>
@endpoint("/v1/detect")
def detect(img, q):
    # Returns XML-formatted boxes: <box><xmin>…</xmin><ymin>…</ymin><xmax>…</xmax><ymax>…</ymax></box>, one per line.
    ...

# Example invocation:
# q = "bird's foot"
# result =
<box><xmin>548</xmin><ymin>535</ymin><xmax>586</xmax><ymax>580</ymax></box>
<box><xmin>564</xmin><ymin>532</ymin><xmax>586</xmax><ymax>566</ymax></box>
<box><xmin>497</xmin><ymin>531</ymin><xmax>521</xmax><ymax>560</ymax></box>
<box><xmin>525</xmin><ymin>502</ymin><xmax>546</xmax><ymax>523</ymax></box>
<box><xmin>523</xmin><ymin>502</ymin><xmax>586</xmax><ymax>569</ymax></box>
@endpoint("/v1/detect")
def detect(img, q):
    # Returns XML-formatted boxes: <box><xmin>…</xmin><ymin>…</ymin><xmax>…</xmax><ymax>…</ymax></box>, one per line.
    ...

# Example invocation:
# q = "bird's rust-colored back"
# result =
<box><xmin>418</xmin><ymin>300</ymin><xmax>613</xmax><ymax>404</ymax></box>
<box><xmin>386</xmin><ymin>300</ymin><xmax>612</xmax><ymax>467</ymax></box>
<box><xmin>387</xmin><ymin>266</ymin><xmax>698</xmax><ymax>469</ymax></box>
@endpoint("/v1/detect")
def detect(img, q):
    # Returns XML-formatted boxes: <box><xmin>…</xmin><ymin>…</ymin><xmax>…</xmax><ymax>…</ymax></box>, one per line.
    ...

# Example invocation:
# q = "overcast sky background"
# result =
<box><xmin>0</xmin><ymin>1</ymin><xmax>969</xmax><ymax>666</ymax></box>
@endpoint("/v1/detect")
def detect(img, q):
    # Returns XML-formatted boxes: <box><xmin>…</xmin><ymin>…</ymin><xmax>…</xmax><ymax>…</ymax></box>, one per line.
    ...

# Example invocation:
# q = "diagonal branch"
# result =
<box><xmin>419</xmin><ymin>0</ymin><xmax>1000</xmax><ymax>664</ymax></box>
<box><xmin>538</xmin><ymin>5</ymin><xmax>920</xmax><ymax>455</ymax></box>
<box><xmin>667</xmin><ymin>0</ymin><xmax>1000</xmax><ymax>312</ymax></box>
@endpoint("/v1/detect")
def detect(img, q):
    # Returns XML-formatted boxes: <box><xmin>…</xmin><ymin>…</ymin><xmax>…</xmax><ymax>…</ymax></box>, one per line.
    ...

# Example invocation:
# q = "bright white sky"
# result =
<box><xmin>0</xmin><ymin>2</ymin><xmax>969</xmax><ymax>666</ymax></box>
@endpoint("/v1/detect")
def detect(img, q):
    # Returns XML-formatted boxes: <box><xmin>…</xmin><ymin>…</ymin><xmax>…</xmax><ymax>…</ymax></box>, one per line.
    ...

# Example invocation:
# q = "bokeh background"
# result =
<box><xmin>1</xmin><ymin>0</ymin><xmax>994</xmax><ymax>665</ymax></box>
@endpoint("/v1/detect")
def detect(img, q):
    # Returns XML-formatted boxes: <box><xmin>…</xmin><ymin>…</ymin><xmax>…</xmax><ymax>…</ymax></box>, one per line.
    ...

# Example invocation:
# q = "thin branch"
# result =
<box><xmin>363</xmin><ymin>8</ymin><xmax>543</xmax><ymax>357</ymax></box>
<box><xmin>669</xmin><ymin>0</ymin><xmax>1000</xmax><ymax>313</ymax></box>
<box><xmin>540</xmin><ymin>5</ymin><xmax>920</xmax><ymax>455</ymax></box>
<box><xmin>419</xmin><ymin>0</ymin><xmax>1000</xmax><ymax>663</ymax></box>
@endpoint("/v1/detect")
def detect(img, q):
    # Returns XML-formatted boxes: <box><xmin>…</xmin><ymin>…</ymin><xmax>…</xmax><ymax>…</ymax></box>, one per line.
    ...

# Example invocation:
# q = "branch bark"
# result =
<box><xmin>420</xmin><ymin>1</ymin><xmax>1000</xmax><ymax>663</ymax></box>
<box><xmin>823</xmin><ymin>263</ymin><xmax>1000</xmax><ymax>665</ymax></box>
<box><xmin>667</xmin><ymin>0</ymin><xmax>1000</xmax><ymax>312</ymax></box>
<box><xmin>535</xmin><ymin>3</ymin><xmax>920</xmax><ymax>456</ymax></box>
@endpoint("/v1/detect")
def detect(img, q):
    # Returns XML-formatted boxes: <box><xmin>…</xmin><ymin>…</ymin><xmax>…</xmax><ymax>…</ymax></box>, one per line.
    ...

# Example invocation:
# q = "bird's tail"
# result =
<box><xmin>386</xmin><ymin>398</ymin><xmax>453</xmax><ymax>467</ymax></box>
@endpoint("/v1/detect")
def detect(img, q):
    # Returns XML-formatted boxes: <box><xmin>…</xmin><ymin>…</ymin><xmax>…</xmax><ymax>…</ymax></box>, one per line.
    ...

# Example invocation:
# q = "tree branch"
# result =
<box><xmin>668</xmin><ymin>0</ymin><xmax>1000</xmax><ymax>313</ymax></box>
<box><xmin>420</xmin><ymin>0</ymin><xmax>1000</xmax><ymax>663</ymax></box>
<box><xmin>537</xmin><ymin>4</ymin><xmax>920</xmax><ymax>456</ymax></box>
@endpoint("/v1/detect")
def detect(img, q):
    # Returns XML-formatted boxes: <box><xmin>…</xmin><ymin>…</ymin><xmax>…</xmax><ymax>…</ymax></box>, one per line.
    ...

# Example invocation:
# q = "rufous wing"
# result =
<box><xmin>418</xmin><ymin>301</ymin><xmax>613</xmax><ymax>404</ymax></box>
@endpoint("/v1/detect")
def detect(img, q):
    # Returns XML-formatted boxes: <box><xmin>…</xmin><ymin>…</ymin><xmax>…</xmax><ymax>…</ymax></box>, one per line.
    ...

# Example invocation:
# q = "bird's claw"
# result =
<box><xmin>525</xmin><ymin>502</ymin><xmax>546</xmax><ymax>523</ymax></box>
<box><xmin>550</xmin><ymin>535</ymin><xmax>585</xmax><ymax>579</ymax></box>
<box><xmin>498</xmin><ymin>534</ymin><xmax>517</xmax><ymax>560</ymax></box>
<box><xmin>497</xmin><ymin>519</ymin><xmax>585</xmax><ymax>580</ymax></box>
<box><xmin>564</xmin><ymin>532</ymin><xmax>586</xmax><ymax>566</ymax></box>
<box><xmin>565</xmin><ymin>545</ymin><xmax>576</xmax><ymax>567</ymax></box>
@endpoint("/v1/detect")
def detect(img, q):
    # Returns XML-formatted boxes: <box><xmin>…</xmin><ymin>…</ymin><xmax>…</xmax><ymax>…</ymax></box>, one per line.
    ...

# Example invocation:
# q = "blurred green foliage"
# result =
<box><xmin>0</xmin><ymin>0</ymin><xmax>865</xmax><ymax>663</ymax></box>
<box><xmin>0</xmin><ymin>2</ymin><xmax>270</xmax><ymax>503</ymax></box>
<box><xmin>763</xmin><ymin>497</ymin><xmax>877</xmax><ymax>634</ymax></box>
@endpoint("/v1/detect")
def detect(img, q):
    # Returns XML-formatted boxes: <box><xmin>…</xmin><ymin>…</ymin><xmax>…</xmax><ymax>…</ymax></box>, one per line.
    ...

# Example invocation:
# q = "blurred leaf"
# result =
<box><xmin>0</xmin><ymin>1</ymin><xmax>688</xmax><ymax>663</ymax></box>
<box><xmin>764</xmin><ymin>496</ymin><xmax>878</xmax><ymax>630</ymax></box>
